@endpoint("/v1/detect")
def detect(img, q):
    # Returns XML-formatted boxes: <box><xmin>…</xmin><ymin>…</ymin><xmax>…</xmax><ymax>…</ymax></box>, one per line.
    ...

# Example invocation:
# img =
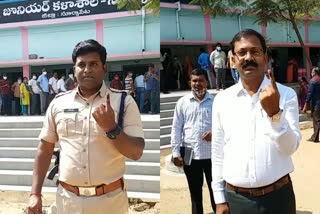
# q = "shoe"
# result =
<box><xmin>307</xmin><ymin>137</ymin><xmax>319</xmax><ymax>143</ymax></box>
<box><xmin>163</xmin><ymin>91</ymin><xmax>170</xmax><ymax>94</ymax></box>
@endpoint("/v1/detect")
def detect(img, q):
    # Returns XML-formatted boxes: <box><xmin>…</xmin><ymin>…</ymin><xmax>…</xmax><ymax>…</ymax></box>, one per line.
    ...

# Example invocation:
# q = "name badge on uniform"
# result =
<box><xmin>64</xmin><ymin>108</ymin><xmax>79</xmax><ymax>113</ymax></box>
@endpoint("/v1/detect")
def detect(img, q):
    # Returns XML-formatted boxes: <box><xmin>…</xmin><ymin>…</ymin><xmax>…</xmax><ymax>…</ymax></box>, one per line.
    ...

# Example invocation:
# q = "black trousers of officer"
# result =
<box><xmin>225</xmin><ymin>181</ymin><xmax>296</xmax><ymax>214</ymax></box>
<box><xmin>311</xmin><ymin>108</ymin><xmax>320</xmax><ymax>142</ymax></box>
<box><xmin>183</xmin><ymin>159</ymin><xmax>216</xmax><ymax>214</ymax></box>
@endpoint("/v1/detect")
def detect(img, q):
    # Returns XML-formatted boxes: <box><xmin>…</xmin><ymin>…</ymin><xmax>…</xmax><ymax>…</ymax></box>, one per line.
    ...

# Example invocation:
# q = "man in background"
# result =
<box><xmin>29</xmin><ymin>74</ymin><xmax>41</xmax><ymax>115</ymax></box>
<box><xmin>37</xmin><ymin>68</ymin><xmax>49</xmax><ymax>115</ymax></box>
<box><xmin>210</xmin><ymin>43</ymin><xmax>227</xmax><ymax>90</ymax></box>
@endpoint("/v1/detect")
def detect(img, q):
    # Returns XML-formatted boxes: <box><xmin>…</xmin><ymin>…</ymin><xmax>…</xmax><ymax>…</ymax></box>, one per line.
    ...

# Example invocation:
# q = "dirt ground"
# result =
<box><xmin>160</xmin><ymin>128</ymin><xmax>320</xmax><ymax>214</ymax></box>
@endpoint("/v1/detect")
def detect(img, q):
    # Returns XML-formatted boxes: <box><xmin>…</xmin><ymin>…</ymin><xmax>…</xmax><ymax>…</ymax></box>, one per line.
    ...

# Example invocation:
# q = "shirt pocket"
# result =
<box><xmin>57</xmin><ymin>112</ymin><xmax>85</xmax><ymax>137</ymax></box>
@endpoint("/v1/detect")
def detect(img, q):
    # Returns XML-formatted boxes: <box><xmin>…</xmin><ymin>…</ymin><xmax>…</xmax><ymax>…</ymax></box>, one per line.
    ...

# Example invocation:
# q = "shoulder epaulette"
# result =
<box><xmin>55</xmin><ymin>90</ymin><xmax>73</xmax><ymax>98</ymax></box>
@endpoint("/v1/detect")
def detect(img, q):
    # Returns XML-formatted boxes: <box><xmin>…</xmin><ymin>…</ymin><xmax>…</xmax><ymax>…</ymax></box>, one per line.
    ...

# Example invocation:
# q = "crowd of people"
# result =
<box><xmin>0</xmin><ymin>69</ymin><xmax>76</xmax><ymax>116</ymax></box>
<box><xmin>109</xmin><ymin>64</ymin><xmax>160</xmax><ymax>114</ymax></box>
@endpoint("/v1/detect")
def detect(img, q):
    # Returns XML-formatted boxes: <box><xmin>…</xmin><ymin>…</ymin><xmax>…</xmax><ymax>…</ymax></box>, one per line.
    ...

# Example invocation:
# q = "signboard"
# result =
<box><xmin>0</xmin><ymin>0</ymin><xmax>125</xmax><ymax>24</ymax></box>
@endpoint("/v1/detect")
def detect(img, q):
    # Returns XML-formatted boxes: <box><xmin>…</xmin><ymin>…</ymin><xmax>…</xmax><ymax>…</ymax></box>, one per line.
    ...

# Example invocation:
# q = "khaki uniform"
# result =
<box><xmin>39</xmin><ymin>83</ymin><xmax>144</xmax><ymax>214</ymax></box>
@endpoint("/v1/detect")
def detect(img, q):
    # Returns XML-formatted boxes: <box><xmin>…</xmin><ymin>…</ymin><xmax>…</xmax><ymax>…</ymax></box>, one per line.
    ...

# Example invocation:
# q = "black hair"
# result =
<box><xmin>230</xmin><ymin>29</ymin><xmax>267</xmax><ymax>55</ymax></box>
<box><xmin>301</xmin><ymin>77</ymin><xmax>308</xmax><ymax>83</ymax></box>
<box><xmin>216</xmin><ymin>43</ymin><xmax>222</xmax><ymax>47</ymax></box>
<box><xmin>191</xmin><ymin>68</ymin><xmax>208</xmax><ymax>81</ymax></box>
<box><xmin>200</xmin><ymin>48</ymin><xmax>205</xmax><ymax>53</ymax></box>
<box><xmin>72</xmin><ymin>39</ymin><xmax>107</xmax><ymax>65</ymax></box>
<box><xmin>314</xmin><ymin>67</ymin><xmax>320</xmax><ymax>75</ymax></box>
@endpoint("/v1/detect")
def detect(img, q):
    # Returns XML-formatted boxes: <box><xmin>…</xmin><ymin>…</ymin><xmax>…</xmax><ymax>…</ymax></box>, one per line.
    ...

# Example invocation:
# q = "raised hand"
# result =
<box><xmin>92</xmin><ymin>93</ymin><xmax>117</xmax><ymax>132</ymax></box>
<box><xmin>259</xmin><ymin>69</ymin><xmax>280</xmax><ymax>117</ymax></box>
<box><xmin>202</xmin><ymin>131</ymin><xmax>212</xmax><ymax>142</ymax></box>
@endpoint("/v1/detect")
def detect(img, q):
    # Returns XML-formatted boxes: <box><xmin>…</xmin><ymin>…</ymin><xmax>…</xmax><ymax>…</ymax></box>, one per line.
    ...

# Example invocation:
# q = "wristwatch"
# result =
<box><xmin>270</xmin><ymin>109</ymin><xmax>283</xmax><ymax>122</ymax></box>
<box><xmin>105</xmin><ymin>125</ymin><xmax>121</xmax><ymax>139</ymax></box>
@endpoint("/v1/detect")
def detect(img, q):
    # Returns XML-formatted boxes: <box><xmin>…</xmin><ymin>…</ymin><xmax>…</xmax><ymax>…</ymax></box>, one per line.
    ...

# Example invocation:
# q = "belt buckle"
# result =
<box><xmin>79</xmin><ymin>186</ymin><xmax>96</xmax><ymax>196</ymax></box>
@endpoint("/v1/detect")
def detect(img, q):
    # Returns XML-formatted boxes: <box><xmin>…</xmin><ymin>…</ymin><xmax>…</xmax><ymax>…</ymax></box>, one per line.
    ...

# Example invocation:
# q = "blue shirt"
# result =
<box><xmin>37</xmin><ymin>74</ymin><xmax>49</xmax><ymax>93</ymax></box>
<box><xmin>198</xmin><ymin>52</ymin><xmax>211</xmax><ymax>70</ymax></box>
<box><xmin>171</xmin><ymin>92</ymin><xmax>214</xmax><ymax>160</ymax></box>
<box><xmin>144</xmin><ymin>71</ymin><xmax>159</xmax><ymax>90</ymax></box>
<box><xmin>135</xmin><ymin>75</ymin><xmax>145</xmax><ymax>88</ymax></box>
<box><xmin>306</xmin><ymin>75</ymin><xmax>320</xmax><ymax>110</ymax></box>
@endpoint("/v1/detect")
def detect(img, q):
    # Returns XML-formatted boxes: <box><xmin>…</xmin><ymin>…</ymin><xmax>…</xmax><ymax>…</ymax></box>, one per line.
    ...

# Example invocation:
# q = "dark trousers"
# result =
<box><xmin>40</xmin><ymin>92</ymin><xmax>49</xmax><ymax>114</ymax></box>
<box><xmin>225</xmin><ymin>181</ymin><xmax>296</xmax><ymax>214</ymax></box>
<box><xmin>215</xmin><ymin>68</ymin><xmax>226</xmax><ymax>89</ymax></box>
<box><xmin>31</xmin><ymin>93</ymin><xmax>41</xmax><ymax>115</ymax></box>
<box><xmin>14</xmin><ymin>97</ymin><xmax>21</xmax><ymax>115</ymax></box>
<box><xmin>160</xmin><ymin>69</ymin><xmax>169</xmax><ymax>92</ymax></box>
<box><xmin>183</xmin><ymin>159</ymin><xmax>216</xmax><ymax>214</ymax></box>
<box><xmin>1</xmin><ymin>94</ymin><xmax>10</xmax><ymax>115</ymax></box>
<box><xmin>311</xmin><ymin>108</ymin><xmax>320</xmax><ymax>141</ymax></box>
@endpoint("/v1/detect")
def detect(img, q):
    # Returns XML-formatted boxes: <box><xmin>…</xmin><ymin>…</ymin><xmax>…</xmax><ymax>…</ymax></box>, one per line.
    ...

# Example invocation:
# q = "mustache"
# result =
<box><xmin>242</xmin><ymin>61</ymin><xmax>258</xmax><ymax>69</ymax></box>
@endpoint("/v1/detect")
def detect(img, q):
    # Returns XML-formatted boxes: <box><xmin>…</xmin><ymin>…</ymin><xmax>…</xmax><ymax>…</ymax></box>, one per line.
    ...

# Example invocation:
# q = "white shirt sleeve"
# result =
<box><xmin>211</xmin><ymin>94</ymin><xmax>227</xmax><ymax>204</ymax></box>
<box><xmin>171</xmin><ymin>98</ymin><xmax>184</xmax><ymax>158</ymax></box>
<box><xmin>210</xmin><ymin>51</ymin><xmax>215</xmax><ymax>66</ymax></box>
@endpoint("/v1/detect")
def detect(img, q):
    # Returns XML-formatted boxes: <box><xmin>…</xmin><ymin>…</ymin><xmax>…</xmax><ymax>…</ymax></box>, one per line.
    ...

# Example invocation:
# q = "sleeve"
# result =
<box><xmin>37</xmin><ymin>76</ymin><xmax>41</xmax><ymax>83</ymax></box>
<box><xmin>170</xmin><ymin>98</ymin><xmax>184</xmax><ymax>158</ymax></box>
<box><xmin>198</xmin><ymin>55</ymin><xmax>202</xmax><ymax>66</ymax></box>
<box><xmin>264</xmin><ymin>88</ymin><xmax>301</xmax><ymax>156</ymax></box>
<box><xmin>306</xmin><ymin>82</ymin><xmax>314</xmax><ymax>103</ymax></box>
<box><xmin>38</xmin><ymin>101</ymin><xmax>59</xmax><ymax>144</ymax></box>
<box><xmin>210</xmin><ymin>51</ymin><xmax>214</xmax><ymax>65</ymax></box>
<box><xmin>20</xmin><ymin>84</ymin><xmax>24</xmax><ymax>96</ymax></box>
<box><xmin>122</xmin><ymin>96</ymin><xmax>144</xmax><ymax>138</ymax></box>
<box><xmin>49</xmin><ymin>78</ymin><xmax>53</xmax><ymax>85</ymax></box>
<box><xmin>211</xmin><ymin>94</ymin><xmax>227</xmax><ymax>204</ymax></box>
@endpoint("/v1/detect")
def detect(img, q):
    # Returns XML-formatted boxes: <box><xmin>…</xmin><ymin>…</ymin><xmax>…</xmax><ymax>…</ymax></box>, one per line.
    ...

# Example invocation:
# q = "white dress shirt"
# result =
<box><xmin>49</xmin><ymin>77</ymin><xmax>58</xmax><ymax>94</ymax></box>
<box><xmin>211</xmin><ymin>76</ymin><xmax>301</xmax><ymax>204</ymax></box>
<box><xmin>57</xmin><ymin>79</ymin><xmax>67</xmax><ymax>92</ymax></box>
<box><xmin>171</xmin><ymin>92</ymin><xmax>214</xmax><ymax>160</ymax></box>
<box><xmin>210</xmin><ymin>50</ymin><xmax>226</xmax><ymax>69</ymax></box>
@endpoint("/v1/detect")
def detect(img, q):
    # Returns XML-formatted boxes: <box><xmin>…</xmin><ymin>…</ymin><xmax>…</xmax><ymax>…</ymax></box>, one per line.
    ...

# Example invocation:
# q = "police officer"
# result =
<box><xmin>26</xmin><ymin>39</ymin><xmax>145</xmax><ymax>214</ymax></box>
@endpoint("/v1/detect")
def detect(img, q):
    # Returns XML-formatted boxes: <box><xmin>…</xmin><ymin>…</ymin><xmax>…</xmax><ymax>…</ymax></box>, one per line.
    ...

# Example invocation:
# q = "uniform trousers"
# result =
<box><xmin>56</xmin><ymin>184</ymin><xmax>129</xmax><ymax>214</ymax></box>
<box><xmin>183</xmin><ymin>159</ymin><xmax>216</xmax><ymax>214</ymax></box>
<box><xmin>225</xmin><ymin>181</ymin><xmax>296</xmax><ymax>214</ymax></box>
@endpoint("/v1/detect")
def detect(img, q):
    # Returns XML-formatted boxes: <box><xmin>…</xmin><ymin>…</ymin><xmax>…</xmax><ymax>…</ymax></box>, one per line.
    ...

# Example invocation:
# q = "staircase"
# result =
<box><xmin>160</xmin><ymin>90</ymin><xmax>312</xmax><ymax>148</ymax></box>
<box><xmin>0</xmin><ymin>115</ymin><xmax>160</xmax><ymax>200</ymax></box>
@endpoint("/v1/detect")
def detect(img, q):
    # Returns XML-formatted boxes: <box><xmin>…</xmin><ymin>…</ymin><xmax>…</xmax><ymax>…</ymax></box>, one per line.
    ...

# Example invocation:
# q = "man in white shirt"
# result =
<box><xmin>57</xmin><ymin>74</ymin><xmax>67</xmax><ymax>93</ymax></box>
<box><xmin>134</xmin><ymin>72</ymin><xmax>145</xmax><ymax>113</ymax></box>
<box><xmin>210</xmin><ymin>43</ymin><xmax>226</xmax><ymax>90</ymax></box>
<box><xmin>211</xmin><ymin>29</ymin><xmax>301</xmax><ymax>214</ymax></box>
<box><xmin>171</xmin><ymin>68</ymin><xmax>216</xmax><ymax>214</ymax></box>
<box><xmin>48</xmin><ymin>72</ymin><xmax>59</xmax><ymax>104</ymax></box>
<box><xmin>29</xmin><ymin>73</ymin><xmax>41</xmax><ymax>115</ymax></box>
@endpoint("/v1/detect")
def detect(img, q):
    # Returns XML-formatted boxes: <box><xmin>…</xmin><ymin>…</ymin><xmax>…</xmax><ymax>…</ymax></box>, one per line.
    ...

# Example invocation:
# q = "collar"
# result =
<box><xmin>188</xmin><ymin>91</ymin><xmax>212</xmax><ymax>102</ymax></box>
<box><xmin>75</xmin><ymin>81</ymin><xmax>109</xmax><ymax>100</ymax></box>
<box><xmin>235</xmin><ymin>75</ymin><xmax>269</xmax><ymax>97</ymax></box>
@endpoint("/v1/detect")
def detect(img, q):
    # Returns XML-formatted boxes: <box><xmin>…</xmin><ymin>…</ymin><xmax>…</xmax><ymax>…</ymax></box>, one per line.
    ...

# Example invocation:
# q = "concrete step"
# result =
<box><xmin>0</xmin><ymin>138</ymin><xmax>159</xmax><ymax>150</ymax></box>
<box><xmin>160</xmin><ymin>102</ymin><xmax>176</xmax><ymax>111</ymax></box>
<box><xmin>0</xmin><ymin>122</ymin><xmax>43</xmax><ymax>129</ymax></box>
<box><xmin>0</xmin><ymin>128</ymin><xmax>41</xmax><ymax>138</ymax></box>
<box><xmin>160</xmin><ymin>96</ymin><xmax>181</xmax><ymax>103</ymax></box>
<box><xmin>160</xmin><ymin>110</ymin><xmax>174</xmax><ymax>118</ymax></box>
<box><xmin>0</xmin><ymin>170</ymin><xmax>160</xmax><ymax>193</ymax></box>
<box><xmin>144</xmin><ymin>129</ymin><xmax>160</xmax><ymax>139</ymax></box>
<box><xmin>0</xmin><ymin>158</ymin><xmax>160</xmax><ymax>176</ymax></box>
<box><xmin>0</xmin><ymin>185</ymin><xmax>160</xmax><ymax>199</ymax></box>
<box><xmin>160</xmin><ymin>134</ymin><xmax>171</xmax><ymax>146</ymax></box>
<box><xmin>0</xmin><ymin>147</ymin><xmax>159</xmax><ymax>162</ymax></box>
<box><xmin>160</xmin><ymin>125</ymin><xmax>171</xmax><ymax>136</ymax></box>
<box><xmin>160</xmin><ymin>117</ymin><xmax>173</xmax><ymax>127</ymax></box>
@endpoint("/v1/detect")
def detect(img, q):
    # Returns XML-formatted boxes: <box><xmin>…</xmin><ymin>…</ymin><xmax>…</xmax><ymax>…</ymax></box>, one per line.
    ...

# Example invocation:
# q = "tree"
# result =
<box><xmin>117</xmin><ymin>0</ymin><xmax>160</xmax><ymax>15</ymax></box>
<box><xmin>190</xmin><ymin>0</ymin><xmax>320</xmax><ymax>76</ymax></box>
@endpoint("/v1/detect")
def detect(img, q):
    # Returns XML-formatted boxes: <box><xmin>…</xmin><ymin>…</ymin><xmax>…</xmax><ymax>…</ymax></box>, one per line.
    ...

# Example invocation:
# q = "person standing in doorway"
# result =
<box><xmin>210</xmin><ymin>43</ymin><xmax>227</xmax><ymax>90</ymax></box>
<box><xmin>171</xmin><ymin>68</ymin><xmax>216</xmax><ymax>214</ymax></box>
<box><xmin>144</xmin><ymin>64</ymin><xmax>160</xmax><ymax>114</ymax></box>
<box><xmin>37</xmin><ymin>68</ymin><xmax>49</xmax><ymax>115</ymax></box>
<box><xmin>198</xmin><ymin>48</ymin><xmax>213</xmax><ymax>89</ymax></box>
<box><xmin>48</xmin><ymin>72</ymin><xmax>59</xmax><ymax>105</ymax></box>
<box><xmin>57</xmin><ymin>74</ymin><xmax>67</xmax><ymax>93</ymax></box>
<box><xmin>20</xmin><ymin>77</ymin><xmax>31</xmax><ymax>116</ymax></box>
<box><xmin>212</xmin><ymin>29</ymin><xmax>300</xmax><ymax>214</ymax></box>
<box><xmin>12</xmin><ymin>77</ymin><xmax>22</xmax><ymax>115</ymax></box>
<box><xmin>0</xmin><ymin>74</ymin><xmax>11</xmax><ymax>115</ymax></box>
<box><xmin>65</xmin><ymin>71</ymin><xmax>76</xmax><ymax>91</ymax></box>
<box><xmin>29</xmin><ymin>74</ymin><xmax>41</xmax><ymax>115</ymax></box>
<box><xmin>134</xmin><ymin>72</ymin><xmax>145</xmax><ymax>113</ymax></box>
<box><xmin>110</xmin><ymin>75</ymin><xmax>123</xmax><ymax>90</ymax></box>
<box><xmin>125</xmin><ymin>71</ymin><xmax>135</xmax><ymax>97</ymax></box>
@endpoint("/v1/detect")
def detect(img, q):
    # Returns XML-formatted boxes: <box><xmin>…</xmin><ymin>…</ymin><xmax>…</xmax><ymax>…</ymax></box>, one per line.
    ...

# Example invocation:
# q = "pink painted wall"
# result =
<box><xmin>96</xmin><ymin>20</ymin><xmax>104</xmax><ymax>45</ymax></box>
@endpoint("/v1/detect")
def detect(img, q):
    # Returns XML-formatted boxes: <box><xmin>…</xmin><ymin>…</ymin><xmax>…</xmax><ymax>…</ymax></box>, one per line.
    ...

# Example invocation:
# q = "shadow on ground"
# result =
<box><xmin>297</xmin><ymin>211</ymin><xmax>312</xmax><ymax>214</ymax></box>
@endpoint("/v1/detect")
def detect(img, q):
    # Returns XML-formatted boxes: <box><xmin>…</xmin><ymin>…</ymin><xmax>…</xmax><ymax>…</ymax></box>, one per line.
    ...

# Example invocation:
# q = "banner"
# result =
<box><xmin>0</xmin><ymin>0</ymin><xmax>126</xmax><ymax>24</ymax></box>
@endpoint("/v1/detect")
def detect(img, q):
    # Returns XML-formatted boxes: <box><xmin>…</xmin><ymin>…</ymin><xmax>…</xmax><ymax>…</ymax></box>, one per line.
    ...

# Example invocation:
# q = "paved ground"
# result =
<box><xmin>160</xmin><ymin>128</ymin><xmax>319</xmax><ymax>214</ymax></box>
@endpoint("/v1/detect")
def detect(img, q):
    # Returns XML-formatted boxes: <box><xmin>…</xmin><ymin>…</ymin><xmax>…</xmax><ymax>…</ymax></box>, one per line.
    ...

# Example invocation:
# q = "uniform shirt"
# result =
<box><xmin>49</xmin><ymin>77</ymin><xmax>58</xmax><ymax>94</ymax></box>
<box><xmin>306</xmin><ymin>75</ymin><xmax>320</xmax><ymax>110</ymax></box>
<box><xmin>210</xmin><ymin>50</ymin><xmax>226</xmax><ymax>69</ymax></box>
<box><xmin>57</xmin><ymin>79</ymin><xmax>67</xmax><ymax>92</ymax></box>
<box><xmin>37</xmin><ymin>74</ymin><xmax>49</xmax><ymax>93</ymax></box>
<box><xmin>171</xmin><ymin>92</ymin><xmax>214</xmax><ymax>160</ymax></box>
<box><xmin>211</xmin><ymin>76</ymin><xmax>301</xmax><ymax>204</ymax></box>
<box><xmin>39</xmin><ymin>83</ymin><xmax>144</xmax><ymax>186</ymax></box>
<box><xmin>29</xmin><ymin>79</ymin><xmax>41</xmax><ymax>94</ymax></box>
<box><xmin>198</xmin><ymin>52</ymin><xmax>211</xmax><ymax>70</ymax></box>
<box><xmin>134</xmin><ymin>75</ymin><xmax>144</xmax><ymax>88</ymax></box>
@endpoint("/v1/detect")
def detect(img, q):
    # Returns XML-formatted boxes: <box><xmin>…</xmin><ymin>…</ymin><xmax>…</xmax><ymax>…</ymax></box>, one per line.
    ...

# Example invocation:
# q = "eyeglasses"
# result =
<box><xmin>234</xmin><ymin>48</ymin><xmax>264</xmax><ymax>59</ymax></box>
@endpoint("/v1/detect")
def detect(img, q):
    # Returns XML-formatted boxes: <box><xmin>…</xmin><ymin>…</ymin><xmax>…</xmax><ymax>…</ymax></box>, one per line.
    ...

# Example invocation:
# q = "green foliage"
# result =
<box><xmin>117</xmin><ymin>0</ymin><xmax>160</xmax><ymax>15</ymax></box>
